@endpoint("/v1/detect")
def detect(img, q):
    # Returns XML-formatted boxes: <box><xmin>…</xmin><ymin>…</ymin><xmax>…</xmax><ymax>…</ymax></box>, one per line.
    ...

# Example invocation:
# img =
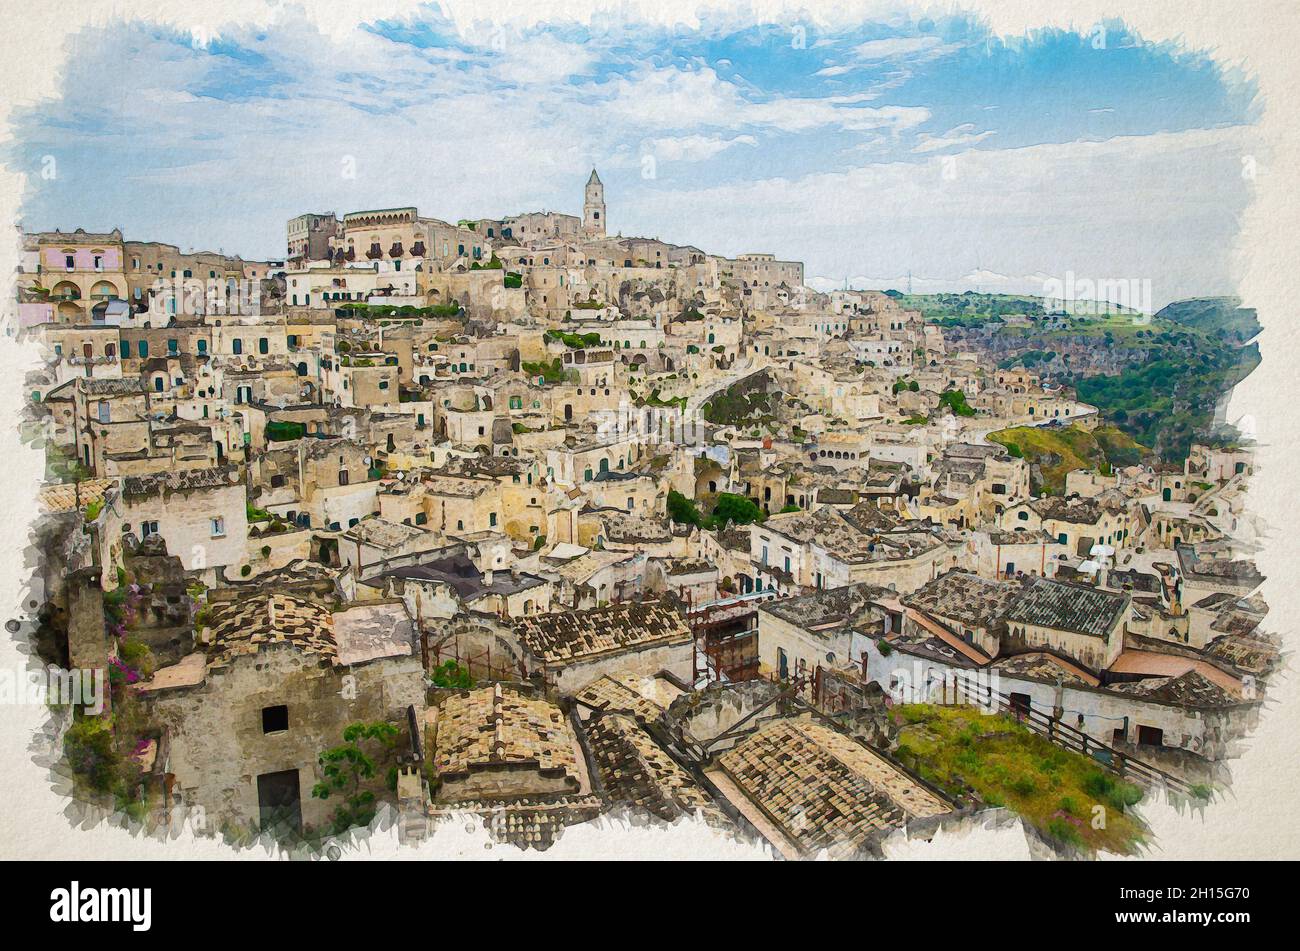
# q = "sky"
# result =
<box><xmin>4</xmin><ymin>5</ymin><xmax>1261</xmax><ymax>309</ymax></box>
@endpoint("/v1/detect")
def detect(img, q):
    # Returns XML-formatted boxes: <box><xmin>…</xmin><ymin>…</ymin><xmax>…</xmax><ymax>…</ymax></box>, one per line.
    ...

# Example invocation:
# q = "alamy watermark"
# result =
<box><xmin>0</xmin><ymin>664</ymin><xmax>106</xmax><ymax>715</ymax></box>
<box><xmin>887</xmin><ymin>663</ymin><xmax>1003</xmax><ymax>714</ymax></box>
<box><xmin>149</xmin><ymin>276</ymin><xmax>262</xmax><ymax>317</ymax></box>
<box><xmin>1042</xmin><ymin>272</ymin><xmax>1152</xmax><ymax>317</ymax></box>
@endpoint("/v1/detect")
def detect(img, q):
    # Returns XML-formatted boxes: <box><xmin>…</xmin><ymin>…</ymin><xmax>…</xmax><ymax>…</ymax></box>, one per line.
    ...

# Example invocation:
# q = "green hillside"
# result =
<box><xmin>1156</xmin><ymin>297</ymin><xmax>1260</xmax><ymax>344</ymax></box>
<box><xmin>988</xmin><ymin>424</ymin><xmax>1150</xmax><ymax>493</ymax></box>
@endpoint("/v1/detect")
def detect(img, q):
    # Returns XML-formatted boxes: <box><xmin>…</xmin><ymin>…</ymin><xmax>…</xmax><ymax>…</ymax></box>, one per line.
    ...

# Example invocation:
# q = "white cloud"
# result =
<box><xmin>641</xmin><ymin>134</ymin><xmax>757</xmax><ymax>162</ymax></box>
<box><xmin>592</xmin><ymin>64</ymin><xmax>926</xmax><ymax>135</ymax></box>
<box><xmin>627</xmin><ymin>125</ymin><xmax>1257</xmax><ymax>309</ymax></box>
<box><xmin>816</xmin><ymin>33</ymin><xmax>962</xmax><ymax>77</ymax></box>
<box><xmin>912</xmin><ymin>123</ymin><xmax>997</xmax><ymax>153</ymax></box>
<box><xmin>850</xmin><ymin>35</ymin><xmax>945</xmax><ymax>60</ymax></box>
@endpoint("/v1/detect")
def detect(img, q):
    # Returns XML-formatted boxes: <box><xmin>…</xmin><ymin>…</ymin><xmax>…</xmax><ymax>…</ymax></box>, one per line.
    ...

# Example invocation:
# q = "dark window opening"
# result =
<box><xmin>262</xmin><ymin>704</ymin><xmax>289</xmax><ymax>733</ymax></box>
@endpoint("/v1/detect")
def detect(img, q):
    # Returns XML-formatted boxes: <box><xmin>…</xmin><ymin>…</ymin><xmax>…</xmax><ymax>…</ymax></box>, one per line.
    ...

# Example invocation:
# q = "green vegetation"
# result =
<box><xmin>893</xmin><ymin>704</ymin><xmax>1147</xmax><ymax>856</ymax></box>
<box><xmin>430</xmin><ymin>660</ymin><xmax>474</xmax><ymax>689</ymax></box>
<box><xmin>246</xmin><ymin>503</ymin><xmax>272</xmax><ymax>523</ymax></box>
<box><xmin>887</xmin><ymin>290</ymin><xmax>1260</xmax><ymax>459</ymax></box>
<box><xmin>667</xmin><ymin>489</ymin><xmax>703</xmax><ymax>526</ymax></box>
<box><xmin>335</xmin><ymin>301</ymin><xmax>462</xmax><ymax>319</ymax></box>
<box><xmin>118</xmin><ymin>638</ymin><xmax>155</xmax><ymax>679</ymax></box>
<box><xmin>937</xmin><ymin>389</ymin><xmax>976</xmax><ymax>417</ymax></box>
<box><xmin>545</xmin><ymin>329</ymin><xmax>603</xmax><ymax>348</ymax></box>
<box><xmin>1073</xmin><ymin>336</ymin><xmax>1258</xmax><ymax>460</ymax></box>
<box><xmin>504</xmin><ymin>272</ymin><xmax>523</xmax><ymax>289</ymax></box>
<box><xmin>1093</xmin><ymin>425</ymin><xmax>1148</xmax><ymax>468</ymax></box>
<box><xmin>999</xmin><ymin>349</ymin><xmax>1056</xmax><ymax>370</ymax></box>
<box><xmin>973</xmin><ymin>297</ymin><xmax>1259</xmax><ymax>460</ymax></box>
<box><xmin>710</xmin><ymin>492</ymin><xmax>765</xmax><ymax>528</ymax></box>
<box><xmin>701</xmin><ymin>384</ymin><xmax>776</xmax><ymax>428</ymax></box>
<box><xmin>265</xmin><ymin>420</ymin><xmax>306</xmax><ymax>442</ymax></box>
<box><xmin>988</xmin><ymin>424</ymin><xmax>1148</xmax><ymax>493</ymax></box>
<box><xmin>63</xmin><ymin>716</ymin><xmax>128</xmax><ymax>795</ymax></box>
<box><xmin>641</xmin><ymin>389</ymin><xmax>687</xmax><ymax>411</ymax></box>
<box><xmin>84</xmin><ymin>498</ymin><xmax>104</xmax><ymax>522</ymax></box>
<box><xmin>1158</xmin><ymin>296</ymin><xmax>1260</xmax><ymax>344</ymax></box>
<box><xmin>893</xmin><ymin>291</ymin><xmax>1049</xmax><ymax>327</ymax></box>
<box><xmin>469</xmin><ymin>253</ymin><xmax>503</xmax><ymax>270</ymax></box>
<box><xmin>668</xmin><ymin>489</ymin><xmax>764</xmax><ymax>530</ymax></box>
<box><xmin>311</xmin><ymin>721</ymin><xmax>400</xmax><ymax>836</ymax></box>
<box><xmin>901</xmin><ymin>415</ymin><xmax>929</xmax><ymax>425</ymax></box>
<box><xmin>522</xmin><ymin>357</ymin><xmax>576</xmax><ymax>385</ymax></box>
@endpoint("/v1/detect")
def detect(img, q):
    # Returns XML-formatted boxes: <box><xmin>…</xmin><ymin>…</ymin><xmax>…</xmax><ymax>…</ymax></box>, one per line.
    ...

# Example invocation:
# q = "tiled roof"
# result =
<box><xmin>39</xmin><ymin>479</ymin><xmax>114</xmax><ymax>514</ymax></box>
<box><xmin>206</xmin><ymin>593</ymin><xmax>337</xmax><ymax>669</ymax></box>
<box><xmin>1030</xmin><ymin>496</ymin><xmax>1113</xmax><ymax>523</ymax></box>
<box><xmin>123</xmin><ymin>465</ymin><xmax>241</xmax><ymax>499</ymax></box>
<box><xmin>572</xmin><ymin>671</ymin><xmax>681</xmax><ymax>721</ymax></box>
<box><xmin>1204</xmin><ymin>633</ymin><xmax>1279</xmax><ymax>675</ymax></box>
<box><xmin>1005</xmin><ymin>576</ymin><xmax>1128</xmax><ymax>639</ymax></box>
<box><xmin>715</xmin><ymin>718</ymin><xmax>949</xmax><ymax>858</ymax></box>
<box><xmin>991</xmin><ymin>651</ymin><xmax>1100</xmax><ymax>687</ymax></box>
<box><xmin>77</xmin><ymin>377</ymin><xmax>146</xmax><ymax>397</ymax></box>
<box><xmin>1110</xmin><ymin>670</ymin><xmax>1243</xmax><ymax>708</ymax></box>
<box><xmin>903</xmin><ymin>571</ymin><xmax>1021</xmax><ymax>628</ymax></box>
<box><xmin>761</xmin><ymin>582</ymin><xmax>889</xmax><ymax>634</ymax></box>
<box><xmin>433</xmin><ymin>684</ymin><xmax>580</xmax><ymax>783</ymax></box>
<box><xmin>586</xmin><ymin>713</ymin><xmax>724</xmax><ymax>822</ymax></box>
<box><xmin>514</xmin><ymin>600</ymin><xmax>690</xmax><ymax>665</ymax></box>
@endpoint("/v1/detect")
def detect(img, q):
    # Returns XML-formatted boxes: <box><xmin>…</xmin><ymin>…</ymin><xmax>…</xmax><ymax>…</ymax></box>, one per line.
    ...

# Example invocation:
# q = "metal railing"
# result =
<box><xmin>944</xmin><ymin>674</ymin><xmax>1197</xmax><ymax>797</ymax></box>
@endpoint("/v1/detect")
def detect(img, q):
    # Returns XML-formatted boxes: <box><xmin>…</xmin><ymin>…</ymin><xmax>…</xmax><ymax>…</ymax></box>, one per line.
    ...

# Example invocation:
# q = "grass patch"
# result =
<box><xmin>988</xmin><ymin>423</ymin><xmax>1148</xmax><ymax>493</ymax></box>
<box><xmin>893</xmin><ymin>704</ymin><xmax>1147</xmax><ymax>856</ymax></box>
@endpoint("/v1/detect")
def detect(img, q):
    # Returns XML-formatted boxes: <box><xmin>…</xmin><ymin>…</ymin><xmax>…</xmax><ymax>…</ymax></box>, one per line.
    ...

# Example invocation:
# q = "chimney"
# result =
<box><xmin>484</xmin><ymin>568</ymin><xmax>494</xmax><ymax>586</ymax></box>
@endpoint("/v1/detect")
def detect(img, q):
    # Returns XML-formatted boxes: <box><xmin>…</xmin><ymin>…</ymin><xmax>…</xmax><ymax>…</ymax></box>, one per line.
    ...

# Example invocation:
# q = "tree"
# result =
<box><xmin>312</xmin><ymin>721</ymin><xmax>400</xmax><ymax>835</ymax></box>
<box><xmin>667</xmin><ymin>489</ymin><xmax>702</xmax><ymax>526</ymax></box>
<box><xmin>937</xmin><ymin>389</ymin><xmax>976</xmax><ymax>417</ymax></box>
<box><xmin>431</xmin><ymin>660</ymin><xmax>473</xmax><ymax>688</ymax></box>
<box><xmin>710</xmin><ymin>492</ymin><xmax>764</xmax><ymax>528</ymax></box>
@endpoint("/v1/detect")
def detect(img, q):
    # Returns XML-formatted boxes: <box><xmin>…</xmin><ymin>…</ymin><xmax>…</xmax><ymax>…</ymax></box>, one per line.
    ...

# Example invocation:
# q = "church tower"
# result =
<box><xmin>583</xmin><ymin>168</ymin><xmax>606</xmax><ymax>237</ymax></box>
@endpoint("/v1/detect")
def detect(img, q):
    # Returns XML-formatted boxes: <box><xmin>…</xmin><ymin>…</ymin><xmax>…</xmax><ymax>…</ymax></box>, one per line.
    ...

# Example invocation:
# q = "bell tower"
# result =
<box><xmin>583</xmin><ymin>168</ymin><xmax>606</xmax><ymax>237</ymax></box>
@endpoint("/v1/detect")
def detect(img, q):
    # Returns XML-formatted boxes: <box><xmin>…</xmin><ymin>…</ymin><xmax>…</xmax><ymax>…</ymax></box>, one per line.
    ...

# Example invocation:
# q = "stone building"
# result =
<box><xmin>138</xmin><ymin>593</ymin><xmax>424</xmax><ymax>836</ymax></box>
<box><xmin>514</xmin><ymin>600</ymin><xmax>694</xmax><ymax>694</ymax></box>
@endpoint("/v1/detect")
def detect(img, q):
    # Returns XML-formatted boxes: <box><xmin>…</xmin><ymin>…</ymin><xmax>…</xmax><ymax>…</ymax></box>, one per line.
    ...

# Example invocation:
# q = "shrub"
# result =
<box><xmin>667</xmin><ymin>490</ymin><xmax>702</xmax><ymax>526</ymax></box>
<box><xmin>63</xmin><ymin>716</ymin><xmax>121</xmax><ymax>793</ymax></box>
<box><xmin>938</xmin><ymin>389</ymin><xmax>976</xmax><ymax>417</ymax></box>
<box><xmin>1083</xmin><ymin>772</ymin><xmax>1143</xmax><ymax>812</ymax></box>
<box><xmin>431</xmin><ymin>660</ymin><xmax>474</xmax><ymax>689</ymax></box>
<box><xmin>1048</xmin><ymin>817</ymin><xmax>1084</xmax><ymax>848</ymax></box>
<box><xmin>1010</xmin><ymin>777</ymin><xmax>1038</xmax><ymax>798</ymax></box>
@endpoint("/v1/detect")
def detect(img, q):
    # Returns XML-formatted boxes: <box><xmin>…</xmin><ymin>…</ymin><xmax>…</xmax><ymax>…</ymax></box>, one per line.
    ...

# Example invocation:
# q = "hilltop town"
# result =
<box><xmin>13</xmin><ymin>171</ymin><xmax>1276</xmax><ymax>858</ymax></box>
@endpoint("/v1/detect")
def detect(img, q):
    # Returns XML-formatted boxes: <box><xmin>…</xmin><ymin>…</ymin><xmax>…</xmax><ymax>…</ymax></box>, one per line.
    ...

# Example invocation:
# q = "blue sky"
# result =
<box><xmin>6</xmin><ymin>6</ymin><xmax>1260</xmax><ymax>306</ymax></box>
